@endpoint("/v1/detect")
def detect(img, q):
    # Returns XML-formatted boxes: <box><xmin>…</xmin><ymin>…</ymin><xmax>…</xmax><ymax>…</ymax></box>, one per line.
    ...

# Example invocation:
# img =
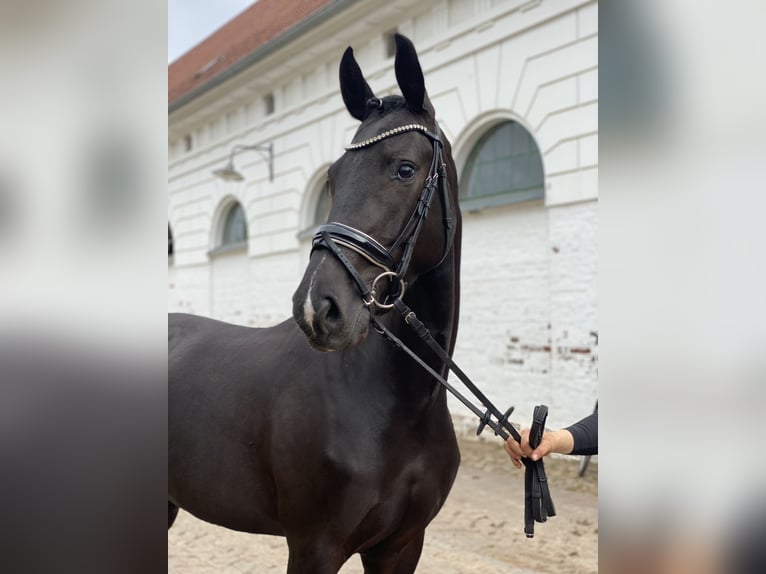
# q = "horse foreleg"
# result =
<box><xmin>360</xmin><ymin>530</ymin><xmax>425</xmax><ymax>574</ymax></box>
<box><xmin>286</xmin><ymin>539</ymin><xmax>347</xmax><ymax>574</ymax></box>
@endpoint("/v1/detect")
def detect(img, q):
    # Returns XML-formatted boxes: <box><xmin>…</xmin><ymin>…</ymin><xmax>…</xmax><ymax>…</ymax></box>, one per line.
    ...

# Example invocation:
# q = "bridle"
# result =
<box><xmin>310</xmin><ymin>119</ymin><xmax>556</xmax><ymax>538</ymax></box>
<box><xmin>311</xmin><ymin>122</ymin><xmax>454</xmax><ymax>310</ymax></box>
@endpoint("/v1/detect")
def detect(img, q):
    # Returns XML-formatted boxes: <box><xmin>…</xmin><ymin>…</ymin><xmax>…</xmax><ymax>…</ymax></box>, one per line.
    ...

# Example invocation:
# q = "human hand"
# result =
<box><xmin>503</xmin><ymin>429</ymin><xmax>574</xmax><ymax>468</ymax></box>
<box><xmin>503</xmin><ymin>428</ymin><xmax>537</xmax><ymax>468</ymax></box>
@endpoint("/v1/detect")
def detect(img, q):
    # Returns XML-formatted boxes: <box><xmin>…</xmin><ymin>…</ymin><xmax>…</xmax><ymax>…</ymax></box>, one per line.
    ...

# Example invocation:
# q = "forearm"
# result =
<box><xmin>546</xmin><ymin>429</ymin><xmax>575</xmax><ymax>455</ymax></box>
<box><xmin>564</xmin><ymin>412</ymin><xmax>598</xmax><ymax>456</ymax></box>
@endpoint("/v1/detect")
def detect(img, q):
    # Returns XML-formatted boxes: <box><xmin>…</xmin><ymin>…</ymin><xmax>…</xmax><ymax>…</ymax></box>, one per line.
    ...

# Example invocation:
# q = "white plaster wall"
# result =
<box><xmin>168</xmin><ymin>262</ymin><xmax>209</xmax><ymax>317</ymax></box>
<box><xmin>452</xmin><ymin>199</ymin><xmax>597</xmax><ymax>432</ymax></box>
<box><xmin>208</xmin><ymin>250</ymin><xmax>299</xmax><ymax>327</ymax></box>
<box><xmin>168</xmin><ymin>0</ymin><xmax>598</xmax><ymax>430</ymax></box>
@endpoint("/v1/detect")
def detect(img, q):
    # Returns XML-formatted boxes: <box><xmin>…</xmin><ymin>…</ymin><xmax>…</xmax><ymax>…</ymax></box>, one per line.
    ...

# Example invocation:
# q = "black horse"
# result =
<box><xmin>169</xmin><ymin>34</ymin><xmax>462</xmax><ymax>573</ymax></box>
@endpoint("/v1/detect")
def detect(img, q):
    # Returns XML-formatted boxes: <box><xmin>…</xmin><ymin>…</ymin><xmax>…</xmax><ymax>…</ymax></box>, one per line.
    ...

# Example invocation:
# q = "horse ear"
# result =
<box><xmin>339</xmin><ymin>47</ymin><xmax>375</xmax><ymax>121</ymax></box>
<box><xmin>394</xmin><ymin>34</ymin><xmax>430</xmax><ymax>114</ymax></box>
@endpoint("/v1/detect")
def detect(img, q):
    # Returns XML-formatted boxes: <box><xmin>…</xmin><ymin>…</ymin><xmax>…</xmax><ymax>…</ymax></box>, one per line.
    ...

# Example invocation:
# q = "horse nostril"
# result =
<box><xmin>317</xmin><ymin>296</ymin><xmax>341</xmax><ymax>326</ymax></box>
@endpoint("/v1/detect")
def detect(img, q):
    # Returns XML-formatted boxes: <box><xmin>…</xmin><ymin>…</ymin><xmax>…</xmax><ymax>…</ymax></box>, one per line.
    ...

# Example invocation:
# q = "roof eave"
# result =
<box><xmin>169</xmin><ymin>0</ymin><xmax>355</xmax><ymax>115</ymax></box>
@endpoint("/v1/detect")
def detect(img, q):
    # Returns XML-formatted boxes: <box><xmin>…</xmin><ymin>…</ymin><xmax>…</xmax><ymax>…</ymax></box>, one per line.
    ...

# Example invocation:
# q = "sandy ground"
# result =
<box><xmin>168</xmin><ymin>434</ymin><xmax>597</xmax><ymax>573</ymax></box>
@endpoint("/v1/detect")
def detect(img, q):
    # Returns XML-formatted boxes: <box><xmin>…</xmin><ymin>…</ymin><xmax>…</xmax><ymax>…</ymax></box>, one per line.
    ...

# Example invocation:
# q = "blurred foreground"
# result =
<box><xmin>600</xmin><ymin>1</ymin><xmax>766</xmax><ymax>573</ymax></box>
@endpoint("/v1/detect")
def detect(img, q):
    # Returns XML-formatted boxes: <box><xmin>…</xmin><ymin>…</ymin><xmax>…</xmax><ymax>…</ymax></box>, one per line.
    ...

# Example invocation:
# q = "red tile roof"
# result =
<box><xmin>169</xmin><ymin>0</ymin><xmax>334</xmax><ymax>107</ymax></box>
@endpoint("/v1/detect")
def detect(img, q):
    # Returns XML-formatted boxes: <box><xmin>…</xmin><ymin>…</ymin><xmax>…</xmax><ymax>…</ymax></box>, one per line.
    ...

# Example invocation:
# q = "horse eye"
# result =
<box><xmin>397</xmin><ymin>163</ymin><xmax>416</xmax><ymax>179</ymax></box>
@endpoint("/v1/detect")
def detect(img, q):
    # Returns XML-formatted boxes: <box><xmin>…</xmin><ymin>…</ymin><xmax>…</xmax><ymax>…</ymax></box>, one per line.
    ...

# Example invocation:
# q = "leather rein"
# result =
<box><xmin>311</xmin><ymin>122</ymin><xmax>555</xmax><ymax>537</ymax></box>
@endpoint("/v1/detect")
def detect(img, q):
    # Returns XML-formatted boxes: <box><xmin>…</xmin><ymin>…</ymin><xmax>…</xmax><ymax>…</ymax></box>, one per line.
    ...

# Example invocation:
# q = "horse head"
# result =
<box><xmin>292</xmin><ymin>34</ymin><xmax>458</xmax><ymax>352</ymax></box>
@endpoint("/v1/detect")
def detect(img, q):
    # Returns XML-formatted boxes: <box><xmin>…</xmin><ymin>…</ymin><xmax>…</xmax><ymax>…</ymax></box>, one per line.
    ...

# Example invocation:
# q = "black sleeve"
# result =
<box><xmin>565</xmin><ymin>412</ymin><xmax>598</xmax><ymax>456</ymax></box>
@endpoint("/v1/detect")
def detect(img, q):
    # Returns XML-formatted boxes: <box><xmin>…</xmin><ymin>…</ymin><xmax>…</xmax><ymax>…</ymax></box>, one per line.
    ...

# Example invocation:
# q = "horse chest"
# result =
<box><xmin>314</xmin><ymin>431</ymin><xmax>457</xmax><ymax>551</ymax></box>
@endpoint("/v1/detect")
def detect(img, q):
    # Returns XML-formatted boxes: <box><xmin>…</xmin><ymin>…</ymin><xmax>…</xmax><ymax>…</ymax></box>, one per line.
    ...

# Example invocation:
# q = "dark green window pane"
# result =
<box><xmin>510</xmin><ymin>154</ymin><xmax>530</xmax><ymax>189</ymax></box>
<box><xmin>529</xmin><ymin>155</ymin><xmax>544</xmax><ymax>184</ymax></box>
<box><xmin>460</xmin><ymin>121</ymin><xmax>544</xmax><ymax>204</ymax></box>
<box><xmin>314</xmin><ymin>181</ymin><xmax>331</xmax><ymax>226</ymax></box>
<box><xmin>495</xmin><ymin>124</ymin><xmax>512</xmax><ymax>156</ymax></box>
<box><xmin>510</xmin><ymin>122</ymin><xmax>530</xmax><ymax>155</ymax></box>
<box><xmin>496</xmin><ymin>159</ymin><xmax>512</xmax><ymax>188</ymax></box>
<box><xmin>222</xmin><ymin>203</ymin><xmax>247</xmax><ymax>245</ymax></box>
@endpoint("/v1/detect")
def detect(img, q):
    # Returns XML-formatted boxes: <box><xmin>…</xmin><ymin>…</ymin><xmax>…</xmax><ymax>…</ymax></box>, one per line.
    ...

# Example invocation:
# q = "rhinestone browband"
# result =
<box><xmin>345</xmin><ymin>124</ymin><xmax>431</xmax><ymax>150</ymax></box>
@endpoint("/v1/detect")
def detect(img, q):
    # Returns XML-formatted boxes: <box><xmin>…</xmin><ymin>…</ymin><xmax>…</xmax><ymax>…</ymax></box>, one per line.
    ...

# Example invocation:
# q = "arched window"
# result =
<box><xmin>220</xmin><ymin>202</ymin><xmax>247</xmax><ymax>246</ymax></box>
<box><xmin>210</xmin><ymin>200</ymin><xmax>248</xmax><ymax>256</ymax></box>
<box><xmin>460</xmin><ymin>121</ymin><xmax>544</xmax><ymax>210</ymax></box>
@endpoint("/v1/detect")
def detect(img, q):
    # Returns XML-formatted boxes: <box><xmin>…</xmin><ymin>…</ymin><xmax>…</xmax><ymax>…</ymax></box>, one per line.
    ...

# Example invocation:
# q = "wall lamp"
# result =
<box><xmin>212</xmin><ymin>143</ymin><xmax>273</xmax><ymax>182</ymax></box>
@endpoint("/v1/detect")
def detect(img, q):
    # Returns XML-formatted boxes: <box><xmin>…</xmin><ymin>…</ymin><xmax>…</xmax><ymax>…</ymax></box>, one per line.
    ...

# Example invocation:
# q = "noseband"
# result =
<box><xmin>311</xmin><ymin>123</ymin><xmax>454</xmax><ymax>309</ymax></box>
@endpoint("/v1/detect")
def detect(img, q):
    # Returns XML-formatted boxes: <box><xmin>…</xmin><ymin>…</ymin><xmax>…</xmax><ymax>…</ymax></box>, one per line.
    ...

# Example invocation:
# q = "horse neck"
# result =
<box><xmin>362</xmin><ymin>226</ymin><xmax>462</xmax><ymax>410</ymax></box>
<box><xmin>400</xmin><ymin>229</ymin><xmax>462</xmax><ymax>354</ymax></box>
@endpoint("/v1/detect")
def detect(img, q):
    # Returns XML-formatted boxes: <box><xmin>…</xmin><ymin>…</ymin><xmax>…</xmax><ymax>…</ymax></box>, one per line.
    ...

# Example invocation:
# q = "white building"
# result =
<box><xmin>168</xmin><ymin>0</ymin><xmax>598</xmax><ymax>431</ymax></box>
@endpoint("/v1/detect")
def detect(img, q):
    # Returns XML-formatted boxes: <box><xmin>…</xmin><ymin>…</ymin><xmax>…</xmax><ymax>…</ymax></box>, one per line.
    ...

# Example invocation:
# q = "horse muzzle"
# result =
<box><xmin>292</xmin><ymin>252</ymin><xmax>371</xmax><ymax>352</ymax></box>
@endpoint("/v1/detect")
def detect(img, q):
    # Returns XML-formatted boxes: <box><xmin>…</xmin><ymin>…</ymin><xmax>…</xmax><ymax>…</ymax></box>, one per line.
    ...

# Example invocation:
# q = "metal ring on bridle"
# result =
<box><xmin>368</xmin><ymin>271</ymin><xmax>406</xmax><ymax>310</ymax></box>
